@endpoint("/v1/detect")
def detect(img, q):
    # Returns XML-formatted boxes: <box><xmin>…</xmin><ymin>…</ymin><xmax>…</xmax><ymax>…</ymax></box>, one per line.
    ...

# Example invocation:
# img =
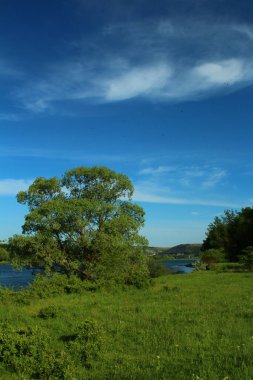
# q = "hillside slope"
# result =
<box><xmin>155</xmin><ymin>243</ymin><xmax>202</xmax><ymax>258</ymax></box>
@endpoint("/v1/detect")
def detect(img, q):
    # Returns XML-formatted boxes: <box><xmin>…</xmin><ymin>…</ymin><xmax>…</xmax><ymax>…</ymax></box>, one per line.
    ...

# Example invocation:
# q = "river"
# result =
<box><xmin>0</xmin><ymin>259</ymin><xmax>197</xmax><ymax>289</ymax></box>
<box><xmin>161</xmin><ymin>259</ymin><xmax>198</xmax><ymax>274</ymax></box>
<box><xmin>0</xmin><ymin>264</ymin><xmax>40</xmax><ymax>289</ymax></box>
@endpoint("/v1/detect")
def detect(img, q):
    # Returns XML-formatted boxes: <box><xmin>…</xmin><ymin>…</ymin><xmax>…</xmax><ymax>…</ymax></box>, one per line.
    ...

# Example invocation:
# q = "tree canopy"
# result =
<box><xmin>202</xmin><ymin>207</ymin><xmax>253</xmax><ymax>262</ymax></box>
<box><xmin>9</xmin><ymin>166</ymin><xmax>148</xmax><ymax>284</ymax></box>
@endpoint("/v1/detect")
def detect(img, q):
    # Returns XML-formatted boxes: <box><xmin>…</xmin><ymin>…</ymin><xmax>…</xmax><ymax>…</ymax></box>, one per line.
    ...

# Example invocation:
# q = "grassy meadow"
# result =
<box><xmin>0</xmin><ymin>271</ymin><xmax>252</xmax><ymax>379</ymax></box>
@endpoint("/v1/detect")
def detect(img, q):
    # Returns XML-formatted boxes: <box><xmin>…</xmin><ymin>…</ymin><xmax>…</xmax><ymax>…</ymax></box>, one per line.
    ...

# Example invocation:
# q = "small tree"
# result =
<box><xmin>200</xmin><ymin>249</ymin><xmax>226</xmax><ymax>266</ymax></box>
<box><xmin>9</xmin><ymin>166</ymin><xmax>149</xmax><ymax>284</ymax></box>
<box><xmin>239</xmin><ymin>246</ymin><xmax>253</xmax><ymax>271</ymax></box>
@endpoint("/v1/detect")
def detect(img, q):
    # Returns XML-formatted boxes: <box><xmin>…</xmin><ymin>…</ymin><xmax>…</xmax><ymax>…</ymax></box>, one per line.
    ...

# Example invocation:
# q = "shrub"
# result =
<box><xmin>29</xmin><ymin>273</ymin><xmax>97</xmax><ymax>298</ymax></box>
<box><xmin>0</xmin><ymin>325</ymin><xmax>73</xmax><ymax>378</ymax></box>
<box><xmin>214</xmin><ymin>262</ymin><xmax>244</xmax><ymax>272</ymax></box>
<box><xmin>239</xmin><ymin>246</ymin><xmax>253</xmax><ymax>271</ymax></box>
<box><xmin>200</xmin><ymin>249</ymin><xmax>226</xmax><ymax>266</ymax></box>
<box><xmin>38</xmin><ymin>305</ymin><xmax>62</xmax><ymax>319</ymax></box>
<box><xmin>69</xmin><ymin>320</ymin><xmax>103</xmax><ymax>367</ymax></box>
<box><xmin>124</xmin><ymin>268</ymin><xmax>150</xmax><ymax>288</ymax></box>
<box><xmin>147</xmin><ymin>257</ymin><xmax>173</xmax><ymax>278</ymax></box>
<box><xmin>0</xmin><ymin>247</ymin><xmax>9</xmax><ymax>262</ymax></box>
<box><xmin>0</xmin><ymin>288</ymin><xmax>17</xmax><ymax>303</ymax></box>
<box><xmin>0</xmin><ymin>288</ymin><xmax>32</xmax><ymax>305</ymax></box>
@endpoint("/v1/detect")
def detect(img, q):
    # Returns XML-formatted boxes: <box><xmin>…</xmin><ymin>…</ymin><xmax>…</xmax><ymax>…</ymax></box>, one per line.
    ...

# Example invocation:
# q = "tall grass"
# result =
<box><xmin>0</xmin><ymin>272</ymin><xmax>252</xmax><ymax>379</ymax></box>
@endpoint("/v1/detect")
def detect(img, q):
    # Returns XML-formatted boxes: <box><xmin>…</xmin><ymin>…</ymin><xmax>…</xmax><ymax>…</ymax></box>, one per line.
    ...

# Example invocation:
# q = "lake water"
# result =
<box><xmin>0</xmin><ymin>264</ymin><xmax>40</xmax><ymax>289</ymax></box>
<box><xmin>0</xmin><ymin>260</ymin><xmax>198</xmax><ymax>289</ymax></box>
<box><xmin>161</xmin><ymin>259</ymin><xmax>198</xmax><ymax>274</ymax></box>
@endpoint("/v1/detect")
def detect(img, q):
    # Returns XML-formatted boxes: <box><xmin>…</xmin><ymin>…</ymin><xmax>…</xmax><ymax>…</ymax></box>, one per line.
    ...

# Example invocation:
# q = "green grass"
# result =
<box><xmin>0</xmin><ymin>272</ymin><xmax>252</xmax><ymax>379</ymax></box>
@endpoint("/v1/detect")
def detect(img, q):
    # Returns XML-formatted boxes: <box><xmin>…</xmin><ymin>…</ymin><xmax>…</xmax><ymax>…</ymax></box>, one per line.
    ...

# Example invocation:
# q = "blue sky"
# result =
<box><xmin>0</xmin><ymin>0</ymin><xmax>253</xmax><ymax>246</ymax></box>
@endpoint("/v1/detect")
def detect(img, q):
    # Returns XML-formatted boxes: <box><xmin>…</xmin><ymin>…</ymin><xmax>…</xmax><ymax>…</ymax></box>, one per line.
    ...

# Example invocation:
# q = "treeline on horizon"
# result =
<box><xmin>0</xmin><ymin>165</ymin><xmax>253</xmax><ymax>277</ymax></box>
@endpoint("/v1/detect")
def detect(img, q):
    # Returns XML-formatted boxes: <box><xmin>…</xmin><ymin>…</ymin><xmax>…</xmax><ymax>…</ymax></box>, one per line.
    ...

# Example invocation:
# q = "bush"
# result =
<box><xmin>0</xmin><ymin>247</ymin><xmax>9</xmax><ymax>262</ymax></box>
<box><xmin>147</xmin><ymin>257</ymin><xmax>173</xmax><ymax>278</ymax></box>
<box><xmin>0</xmin><ymin>325</ymin><xmax>73</xmax><ymax>378</ymax></box>
<box><xmin>38</xmin><ymin>305</ymin><xmax>62</xmax><ymax>319</ymax></box>
<box><xmin>29</xmin><ymin>273</ymin><xmax>98</xmax><ymax>298</ymax></box>
<box><xmin>212</xmin><ymin>262</ymin><xmax>244</xmax><ymax>272</ymax></box>
<box><xmin>200</xmin><ymin>249</ymin><xmax>226</xmax><ymax>266</ymax></box>
<box><xmin>69</xmin><ymin>320</ymin><xmax>103</xmax><ymax>367</ymax></box>
<box><xmin>239</xmin><ymin>246</ymin><xmax>253</xmax><ymax>271</ymax></box>
<box><xmin>0</xmin><ymin>288</ymin><xmax>32</xmax><ymax>305</ymax></box>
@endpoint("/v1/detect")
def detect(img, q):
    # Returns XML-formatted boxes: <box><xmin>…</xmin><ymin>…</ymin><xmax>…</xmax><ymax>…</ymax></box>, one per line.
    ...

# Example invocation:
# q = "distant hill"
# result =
<box><xmin>148</xmin><ymin>244</ymin><xmax>202</xmax><ymax>258</ymax></box>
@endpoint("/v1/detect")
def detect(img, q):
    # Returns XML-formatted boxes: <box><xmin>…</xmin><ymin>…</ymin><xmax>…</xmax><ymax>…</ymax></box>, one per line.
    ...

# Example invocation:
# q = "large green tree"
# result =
<box><xmin>202</xmin><ymin>207</ymin><xmax>253</xmax><ymax>262</ymax></box>
<box><xmin>9</xmin><ymin>167</ymin><xmax>148</xmax><ymax>284</ymax></box>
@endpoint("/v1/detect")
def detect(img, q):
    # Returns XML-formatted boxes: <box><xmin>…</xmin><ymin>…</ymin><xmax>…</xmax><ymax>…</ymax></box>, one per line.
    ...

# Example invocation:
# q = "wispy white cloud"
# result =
<box><xmin>105</xmin><ymin>63</ymin><xmax>172</xmax><ymax>101</ymax></box>
<box><xmin>232</xmin><ymin>24</ymin><xmax>253</xmax><ymax>40</ymax></box>
<box><xmin>138</xmin><ymin>164</ymin><xmax>226</xmax><ymax>189</ymax></box>
<box><xmin>194</xmin><ymin>59</ymin><xmax>244</xmax><ymax>85</ymax></box>
<box><xmin>134</xmin><ymin>163</ymin><xmax>233</xmax><ymax>207</ymax></box>
<box><xmin>18</xmin><ymin>57</ymin><xmax>253</xmax><ymax>111</ymax></box>
<box><xmin>202</xmin><ymin>168</ymin><xmax>227</xmax><ymax>188</ymax></box>
<box><xmin>0</xmin><ymin>147</ymin><xmax>129</xmax><ymax>162</ymax></box>
<box><xmin>133</xmin><ymin>188</ymin><xmax>239</xmax><ymax>208</ymax></box>
<box><xmin>13</xmin><ymin>19</ymin><xmax>253</xmax><ymax>112</ymax></box>
<box><xmin>139</xmin><ymin>166</ymin><xmax>173</xmax><ymax>175</ymax></box>
<box><xmin>0</xmin><ymin>179</ymin><xmax>33</xmax><ymax>196</ymax></box>
<box><xmin>15</xmin><ymin>62</ymin><xmax>94</xmax><ymax>112</ymax></box>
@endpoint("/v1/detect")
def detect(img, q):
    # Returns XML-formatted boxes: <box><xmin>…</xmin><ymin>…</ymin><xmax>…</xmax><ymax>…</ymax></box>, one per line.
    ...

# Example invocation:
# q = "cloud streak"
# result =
<box><xmin>13</xmin><ymin>18</ymin><xmax>253</xmax><ymax>112</ymax></box>
<box><xmin>133</xmin><ymin>190</ymin><xmax>239</xmax><ymax>208</ymax></box>
<box><xmin>105</xmin><ymin>63</ymin><xmax>172</xmax><ymax>101</ymax></box>
<box><xmin>0</xmin><ymin>179</ymin><xmax>33</xmax><ymax>196</ymax></box>
<box><xmin>133</xmin><ymin>163</ymin><xmax>235</xmax><ymax>208</ymax></box>
<box><xmin>202</xmin><ymin>168</ymin><xmax>227</xmax><ymax>189</ymax></box>
<box><xmin>0</xmin><ymin>148</ymin><xmax>130</xmax><ymax>162</ymax></box>
<box><xmin>139</xmin><ymin>166</ymin><xmax>173</xmax><ymax>175</ymax></box>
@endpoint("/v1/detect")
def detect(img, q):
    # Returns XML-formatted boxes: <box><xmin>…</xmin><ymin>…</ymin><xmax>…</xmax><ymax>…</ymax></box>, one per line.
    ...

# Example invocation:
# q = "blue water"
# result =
<box><xmin>161</xmin><ymin>259</ymin><xmax>198</xmax><ymax>274</ymax></box>
<box><xmin>0</xmin><ymin>259</ymin><xmax>198</xmax><ymax>289</ymax></box>
<box><xmin>0</xmin><ymin>264</ymin><xmax>40</xmax><ymax>289</ymax></box>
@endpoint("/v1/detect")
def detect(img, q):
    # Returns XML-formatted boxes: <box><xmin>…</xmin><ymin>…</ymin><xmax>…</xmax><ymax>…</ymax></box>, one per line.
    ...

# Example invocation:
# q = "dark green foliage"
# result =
<box><xmin>147</xmin><ymin>257</ymin><xmax>173</xmax><ymax>278</ymax></box>
<box><xmin>0</xmin><ymin>287</ymin><xmax>32</xmax><ymax>305</ymax></box>
<box><xmin>29</xmin><ymin>273</ymin><xmax>98</xmax><ymax>298</ymax></box>
<box><xmin>9</xmin><ymin>166</ymin><xmax>149</xmax><ymax>285</ymax></box>
<box><xmin>214</xmin><ymin>262</ymin><xmax>244</xmax><ymax>272</ymax></box>
<box><xmin>69</xmin><ymin>320</ymin><xmax>103</xmax><ymax>367</ymax></box>
<box><xmin>239</xmin><ymin>246</ymin><xmax>253</xmax><ymax>271</ymax></box>
<box><xmin>200</xmin><ymin>248</ymin><xmax>226</xmax><ymax>265</ymax></box>
<box><xmin>202</xmin><ymin>207</ymin><xmax>253</xmax><ymax>262</ymax></box>
<box><xmin>0</xmin><ymin>319</ymin><xmax>102</xmax><ymax>378</ymax></box>
<box><xmin>8</xmin><ymin>234</ymin><xmax>60</xmax><ymax>271</ymax></box>
<box><xmin>38</xmin><ymin>305</ymin><xmax>62</xmax><ymax>319</ymax></box>
<box><xmin>0</xmin><ymin>246</ymin><xmax>9</xmax><ymax>262</ymax></box>
<box><xmin>0</xmin><ymin>325</ymin><xmax>72</xmax><ymax>378</ymax></box>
